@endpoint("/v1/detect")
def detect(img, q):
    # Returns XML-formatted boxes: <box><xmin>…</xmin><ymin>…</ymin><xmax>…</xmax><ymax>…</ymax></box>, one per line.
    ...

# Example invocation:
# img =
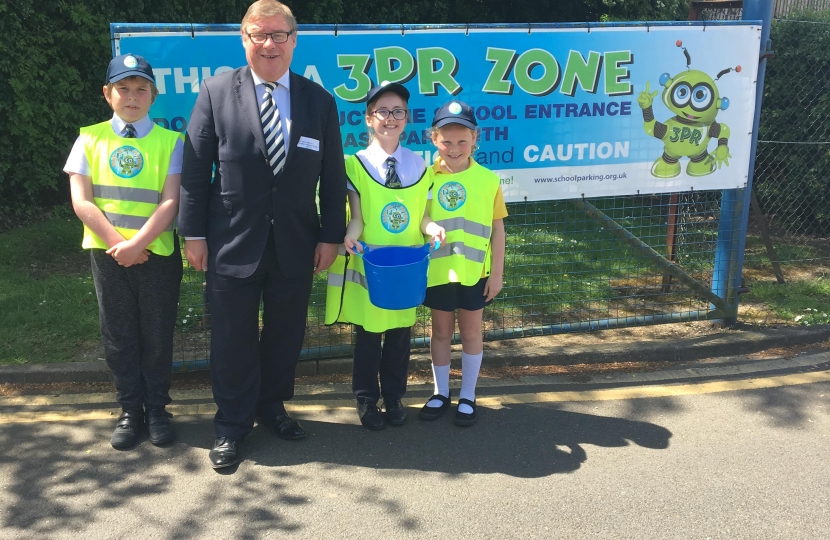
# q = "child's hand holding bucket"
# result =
<box><xmin>344</xmin><ymin>235</ymin><xmax>365</xmax><ymax>256</ymax></box>
<box><xmin>424</xmin><ymin>222</ymin><xmax>446</xmax><ymax>249</ymax></box>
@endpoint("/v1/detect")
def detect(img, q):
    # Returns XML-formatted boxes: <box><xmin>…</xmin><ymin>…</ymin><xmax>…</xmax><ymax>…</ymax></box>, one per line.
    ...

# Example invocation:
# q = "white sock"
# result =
<box><xmin>458</xmin><ymin>351</ymin><xmax>483</xmax><ymax>414</ymax></box>
<box><xmin>426</xmin><ymin>363</ymin><xmax>451</xmax><ymax>408</ymax></box>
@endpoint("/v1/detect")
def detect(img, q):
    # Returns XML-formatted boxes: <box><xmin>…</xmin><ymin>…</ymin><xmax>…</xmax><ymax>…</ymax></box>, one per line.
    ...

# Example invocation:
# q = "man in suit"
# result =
<box><xmin>179</xmin><ymin>0</ymin><xmax>347</xmax><ymax>469</ymax></box>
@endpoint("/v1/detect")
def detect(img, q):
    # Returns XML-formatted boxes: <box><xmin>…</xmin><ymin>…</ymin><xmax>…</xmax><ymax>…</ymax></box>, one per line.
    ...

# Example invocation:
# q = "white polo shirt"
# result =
<box><xmin>63</xmin><ymin>114</ymin><xmax>183</xmax><ymax>176</ymax></box>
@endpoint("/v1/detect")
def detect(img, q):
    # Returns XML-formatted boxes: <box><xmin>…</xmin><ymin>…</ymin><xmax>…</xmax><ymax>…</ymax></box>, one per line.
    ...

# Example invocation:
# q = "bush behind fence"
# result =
<box><xmin>750</xmin><ymin>11</ymin><xmax>830</xmax><ymax>266</ymax></box>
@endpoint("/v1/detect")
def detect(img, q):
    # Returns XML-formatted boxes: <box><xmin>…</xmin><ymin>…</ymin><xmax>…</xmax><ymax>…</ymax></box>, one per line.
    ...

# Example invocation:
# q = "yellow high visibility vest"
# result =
<box><xmin>427</xmin><ymin>162</ymin><xmax>500</xmax><ymax>286</ymax></box>
<box><xmin>325</xmin><ymin>155</ymin><xmax>430</xmax><ymax>333</ymax></box>
<box><xmin>79</xmin><ymin>121</ymin><xmax>181</xmax><ymax>255</ymax></box>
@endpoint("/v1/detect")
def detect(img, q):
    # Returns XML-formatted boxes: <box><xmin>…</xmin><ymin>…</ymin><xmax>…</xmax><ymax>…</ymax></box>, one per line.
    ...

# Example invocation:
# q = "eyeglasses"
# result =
<box><xmin>371</xmin><ymin>108</ymin><xmax>408</xmax><ymax>120</ymax></box>
<box><xmin>246</xmin><ymin>30</ymin><xmax>295</xmax><ymax>44</ymax></box>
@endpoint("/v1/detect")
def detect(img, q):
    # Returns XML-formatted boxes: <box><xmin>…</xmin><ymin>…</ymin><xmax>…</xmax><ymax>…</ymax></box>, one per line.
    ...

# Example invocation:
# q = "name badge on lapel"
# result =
<box><xmin>297</xmin><ymin>136</ymin><xmax>320</xmax><ymax>152</ymax></box>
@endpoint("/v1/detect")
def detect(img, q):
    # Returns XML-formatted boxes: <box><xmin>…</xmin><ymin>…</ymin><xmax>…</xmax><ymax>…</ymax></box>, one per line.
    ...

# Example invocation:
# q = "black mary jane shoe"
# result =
<box><xmin>257</xmin><ymin>412</ymin><xmax>307</xmax><ymax>441</ymax></box>
<box><xmin>111</xmin><ymin>409</ymin><xmax>144</xmax><ymax>449</ymax></box>
<box><xmin>418</xmin><ymin>391</ymin><xmax>452</xmax><ymax>421</ymax></box>
<box><xmin>453</xmin><ymin>398</ymin><xmax>477</xmax><ymax>427</ymax></box>
<box><xmin>209</xmin><ymin>437</ymin><xmax>240</xmax><ymax>469</ymax></box>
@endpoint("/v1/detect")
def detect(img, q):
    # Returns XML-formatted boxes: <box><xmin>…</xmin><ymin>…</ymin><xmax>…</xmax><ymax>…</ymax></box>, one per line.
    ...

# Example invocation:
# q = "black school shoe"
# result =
<box><xmin>382</xmin><ymin>399</ymin><xmax>407</xmax><ymax>426</ymax></box>
<box><xmin>146</xmin><ymin>408</ymin><xmax>175</xmax><ymax>446</ymax></box>
<box><xmin>357</xmin><ymin>402</ymin><xmax>385</xmax><ymax>430</ymax></box>
<box><xmin>256</xmin><ymin>411</ymin><xmax>307</xmax><ymax>440</ymax></box>
<box><xmin>418</xmin><ymin>391</ymin><xmax>452</xmax><ymax>421</ymax></box>
<box><xmin>111</xmin><ymin>409</ymin><xmax>144</xmax><ymax>449</ymax></box>
<box><xmin>454</xmin><ymin>398</ymin><xmax>477</xmax><ymax>427</ymax></box>
<box><xmin>209</xmin><ymin>437</ymin><xmax>240</xmax><ymax>469</ymax></box>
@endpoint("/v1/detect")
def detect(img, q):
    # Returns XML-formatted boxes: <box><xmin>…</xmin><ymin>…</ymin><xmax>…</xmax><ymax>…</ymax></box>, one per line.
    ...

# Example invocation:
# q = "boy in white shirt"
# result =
<box><xmin>64</xmin><ymin>54</ymin><xmax>183</xmax><ymax>449</ymax></box>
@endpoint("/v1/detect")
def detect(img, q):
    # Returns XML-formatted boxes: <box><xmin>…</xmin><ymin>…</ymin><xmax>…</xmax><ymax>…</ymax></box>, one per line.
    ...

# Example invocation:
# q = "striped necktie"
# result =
<box><xmin>123</xmin><ymin>124</ymin><xmax>137</xmax><ymax>138</ymax></box>
<box><xmin>261</xmin><ymin>82</ymin><xmax>286</xmax><ymax>176</ymax></box>
<box><xmin>385</xmin><ymin>157</ymin><xmax>402</xmax><ymax>188</ymax></box>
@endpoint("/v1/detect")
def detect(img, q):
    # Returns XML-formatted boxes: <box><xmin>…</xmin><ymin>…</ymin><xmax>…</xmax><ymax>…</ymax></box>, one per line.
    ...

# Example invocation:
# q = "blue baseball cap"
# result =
<box><xmin>432</xmin><ymin>100</ymin><xmax>477</xmax><ymax>129</ymax></box>
<box><xmin>106</xmin><ymin>54</ymin><xmax>155</xmax><ymax>84</ymax></box>
<box><xmin>366</xmin><ymin>81</ymin><xmax>410</xmax><ymax>106</ymax></box>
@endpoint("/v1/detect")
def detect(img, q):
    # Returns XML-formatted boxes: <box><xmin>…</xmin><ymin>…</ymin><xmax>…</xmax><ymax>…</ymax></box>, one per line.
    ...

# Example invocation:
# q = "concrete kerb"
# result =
<box><xmin>2</xmin><ymin>324</ymin><xmax>829</xmax><ymax>385</ymax></box>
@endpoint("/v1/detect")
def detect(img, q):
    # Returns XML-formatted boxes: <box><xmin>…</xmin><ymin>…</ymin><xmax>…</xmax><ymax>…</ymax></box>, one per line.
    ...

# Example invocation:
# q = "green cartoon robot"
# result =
<box><xmin>388</xmin><ymin>210</ymin><xmax>405</xmax><ymax>230</ymax></box>
<box><xmin>638</xmin><ymin>41</ymin><xmax>741</xmax><ymax>178</ymax></box>
<box><xmin>119</xmin><ymin>154</ymin><xmax>137</xmax><ymax>176</ymax></box>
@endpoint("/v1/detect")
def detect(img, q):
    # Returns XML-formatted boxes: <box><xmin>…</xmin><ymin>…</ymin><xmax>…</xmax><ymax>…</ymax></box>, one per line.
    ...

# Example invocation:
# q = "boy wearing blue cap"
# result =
<box><xmin>64</xmin><ymin>53</ymin><xmax>184</xmax><ymax>449</ymax></box>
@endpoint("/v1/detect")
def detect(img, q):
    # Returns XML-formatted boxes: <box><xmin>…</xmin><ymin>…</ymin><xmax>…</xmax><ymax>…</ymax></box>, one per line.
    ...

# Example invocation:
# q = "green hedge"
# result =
<box><xmin>755</xmin><ymin>10</ymin><xmax>830</xmax><ymax>236</ymax></box>
<box><xmin>0</xmin><ymin>0</ymin><xmax>687</xmax><ymax>227</ymax></box>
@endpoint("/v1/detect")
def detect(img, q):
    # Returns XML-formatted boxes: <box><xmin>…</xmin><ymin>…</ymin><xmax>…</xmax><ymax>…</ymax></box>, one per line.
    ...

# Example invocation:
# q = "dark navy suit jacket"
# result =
<box><xmin>179</xmin><ymin>67</ymin><xmax>347</xmax><ymax>278</ymax></box>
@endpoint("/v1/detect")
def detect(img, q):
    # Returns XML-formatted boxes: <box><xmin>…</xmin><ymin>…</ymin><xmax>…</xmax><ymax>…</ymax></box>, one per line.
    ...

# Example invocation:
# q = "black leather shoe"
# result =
<box><xmin>257</xmin><ymin>412</ymin><xmax>307</xmax><ymax>440</ymax></box>
<box><xmin>111</xmin><ymin>409</ymin><xmax>144</xmax><ymax>449</ymax></box>
<box><xmin>209</xmin><ymin>437</ymin><xmax>240</xmax><ymax>469</ymax></box>
<box><xmin>146</xmin><ymin>408</ymin><xmax>175</xmax><ymax>446</ymax></box>
<box><xmin>382</xmin><ymin>399</ymin><xmax>407</xmax><ymax>426</ymax></box>
<box><xmin>357</xmin><ymin>402</ymin><xmax>385</xmax><ymax>430</ymax></box>
<box><xmin>454</xmin><ymin>398</ymin><xmax>477</xmax><ymax>427</ymax></box>
<box><xmin>418</xmin><ymin>391</ymin><xmax>452</xmax><ymax>421</ymax></box>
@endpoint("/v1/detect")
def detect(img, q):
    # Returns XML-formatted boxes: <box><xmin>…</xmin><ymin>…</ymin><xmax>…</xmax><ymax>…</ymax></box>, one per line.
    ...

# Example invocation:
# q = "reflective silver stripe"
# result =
<box><xmin>344</xmin><ymin>268</ymin><xmax>369</xmax><ymax>289</ymax></box>
<box><xmin>327</xmin><ymin>269</ymin><xmax>369</xmax><ymax>290</ymax></box>
<box><xmin>93</xmin><ymin>185</ymin><xmax>161</xmax><ymax>204</ymax></box>
<box><xmin>104</xmin><ymin>212</ymin><xmax>173</xmax><ymax>232</ymax></box>
<box><xmin>435</xmin><ymin>217</ymin><xmax>491</xmax><ymax>239</ymax></box>
<box><xmin>431</xmin><ymin>241</ymin><xmax>486</xmax><ymax>263</ymax></box>
<box><xmin>328</xmin><ymin>272</ymin><xmax>345</xmax><ymax>287</ymax></box>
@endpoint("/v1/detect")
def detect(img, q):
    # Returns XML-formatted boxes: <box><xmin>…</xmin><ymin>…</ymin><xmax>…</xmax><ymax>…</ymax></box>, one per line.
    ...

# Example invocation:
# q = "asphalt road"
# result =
<box><xmin>1</xmin><ymin>349</ymin><xmax>829</xmax><ymax>539</ymax></box>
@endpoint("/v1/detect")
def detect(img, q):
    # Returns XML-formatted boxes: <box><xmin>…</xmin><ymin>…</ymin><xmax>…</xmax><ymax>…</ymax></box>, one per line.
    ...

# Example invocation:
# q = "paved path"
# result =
<box><xmin>1</xmin><ymin>348</ymin><xmax>829</xmax><ymax>539</ymax></box>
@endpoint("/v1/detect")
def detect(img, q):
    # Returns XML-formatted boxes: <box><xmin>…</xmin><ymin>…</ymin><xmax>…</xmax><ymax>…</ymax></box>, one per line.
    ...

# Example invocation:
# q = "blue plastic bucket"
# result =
<box><xmin>356</xmin><ymin>241</ymin><xmax>438</xmax><ymax>310</ymax></box>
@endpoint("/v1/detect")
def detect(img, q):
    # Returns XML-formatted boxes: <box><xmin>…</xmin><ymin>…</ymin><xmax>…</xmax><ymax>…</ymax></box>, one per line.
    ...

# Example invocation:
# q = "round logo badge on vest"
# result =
<box><xmin>380</xmin><ymin>202</ymin><xmax>410</xmax><ymax>233</ymax></box>
<box><xmin>438</xmin><ymin>181</ymin><xmax>466</xmax><ymax>211</ymax></box>
<box><xmin>109</xmin><ymin>146</ymin><xmax>144</xmax><ymax>178</ymax></box>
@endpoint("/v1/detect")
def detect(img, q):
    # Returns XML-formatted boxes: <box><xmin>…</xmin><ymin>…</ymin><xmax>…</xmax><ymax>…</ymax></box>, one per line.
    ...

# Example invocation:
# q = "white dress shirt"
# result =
<box><xmin>250</xmin><ymin>69</ymin><xmax>291</xmax><ymax>151</ymax></box>
<box><xmin>63</xmin><ymin>114</ymin><xmax>183</xmax><ymax>176</ymax></box>
<box><xmin>350</xmin><ymin>141</ymin><xmax>426</xmax><ymax>190</ymax></box>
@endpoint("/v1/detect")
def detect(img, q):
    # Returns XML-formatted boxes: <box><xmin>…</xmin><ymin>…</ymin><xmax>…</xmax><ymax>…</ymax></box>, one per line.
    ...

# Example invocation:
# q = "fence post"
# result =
<box><xmin>712</xmin><ymin>0</ymin><xmax>774</xmax><ymax>325</ymax></box>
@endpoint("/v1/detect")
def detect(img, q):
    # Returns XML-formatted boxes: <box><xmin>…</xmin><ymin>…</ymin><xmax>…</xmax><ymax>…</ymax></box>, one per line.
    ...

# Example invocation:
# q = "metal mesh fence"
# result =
<box><xmin>748</xmin><ymin>15</ymin><xmax>830</xmax><ymax>270</ymax></box>
<box><xmin>698</xmin><ymin>5</ymin><xmax>830</xmax><ymax>275</ymax></box>
<box><xmin>172</xmin><ymin>188</ymin><xmax>742</xmax><ymax>369</ymax></box>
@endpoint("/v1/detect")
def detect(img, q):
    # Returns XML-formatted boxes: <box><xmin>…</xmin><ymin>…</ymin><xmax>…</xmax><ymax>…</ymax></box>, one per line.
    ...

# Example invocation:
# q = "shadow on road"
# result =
<box><xmin>243</xmin><ymin>404</ymin><xmax>672</xmax><ymax>477</ymax></box>
<box><xmin>0</xmin><ymin>404</ymin><xmax>671</xmax><ymax>535</ymax></box>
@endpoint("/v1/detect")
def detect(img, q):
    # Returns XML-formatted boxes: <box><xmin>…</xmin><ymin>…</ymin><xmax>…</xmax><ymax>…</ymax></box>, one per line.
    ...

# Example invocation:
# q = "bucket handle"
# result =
<box><xmin>353</xmin><ymin>241</ymin><xmax>369</xmax><ymax>259</ymax></box>
<box><xmin>353</xmin><ymin>240</ymin><xmax>441</xmax><ymax>259</ymax></box>
<box><xmin>424</xmin><ymin>239</ymin><xmax>441</xmax><ymax>254</ymax></box>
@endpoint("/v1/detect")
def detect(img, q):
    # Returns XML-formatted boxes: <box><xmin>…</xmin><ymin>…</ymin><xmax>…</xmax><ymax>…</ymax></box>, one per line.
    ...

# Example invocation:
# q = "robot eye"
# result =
<box><xmin>690</xmin><ymin>83</ymin><xmax>714</xmax><ymax>112</ymax></box>
<box><xmin>671</xmin><ymin>83</ymin><xmax>692</xmax><ymax>107</ymax></box>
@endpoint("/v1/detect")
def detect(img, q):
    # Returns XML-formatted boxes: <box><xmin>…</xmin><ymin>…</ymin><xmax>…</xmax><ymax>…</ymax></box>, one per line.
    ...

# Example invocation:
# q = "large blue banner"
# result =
<box><xmin>113</xmin><ymin>22</ymin><xmax>761</xmax><ymax>202</ymax></box>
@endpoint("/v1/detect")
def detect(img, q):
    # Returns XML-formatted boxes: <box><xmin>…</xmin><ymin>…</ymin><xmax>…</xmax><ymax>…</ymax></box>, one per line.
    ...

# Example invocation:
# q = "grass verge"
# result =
<box><xmin>1</xmin><ymin>211</ymin><xmax>827</xmax><ymax>365</ymax></box>
<box><xmin>0</xmin><ymin>216</ymin><xmax>100</xmax><ymax>364</ymax></box>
